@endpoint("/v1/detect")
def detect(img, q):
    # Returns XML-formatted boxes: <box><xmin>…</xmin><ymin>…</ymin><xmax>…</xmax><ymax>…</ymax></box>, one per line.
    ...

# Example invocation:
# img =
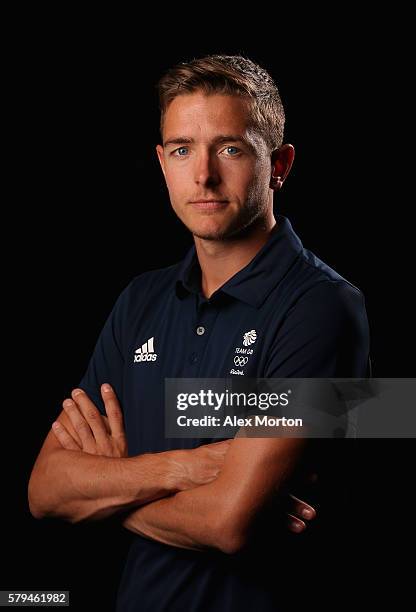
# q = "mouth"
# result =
<box><xmin>189</xmin><ymin>200</ymin><xmax>229</xmax><ymax>211</ymax></box>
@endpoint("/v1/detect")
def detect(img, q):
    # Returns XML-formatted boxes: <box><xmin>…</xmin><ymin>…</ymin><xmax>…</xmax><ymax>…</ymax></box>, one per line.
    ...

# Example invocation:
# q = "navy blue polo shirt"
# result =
<box><xmin>77</xmin><ymin>215</ymin><xmax>370</xmax><ymax>611</ymax></box>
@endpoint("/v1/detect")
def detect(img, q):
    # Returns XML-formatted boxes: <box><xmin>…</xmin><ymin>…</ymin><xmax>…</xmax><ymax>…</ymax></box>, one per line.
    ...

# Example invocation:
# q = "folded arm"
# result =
<box><xmin>28</xmin><ymin>386</ymin><xmax>230</xmax><ymax>524</ymax></box>
<box><xmin>122</xmin><ymin>436</ymin><xmax>306</xmax><ymax>554</ymax></box>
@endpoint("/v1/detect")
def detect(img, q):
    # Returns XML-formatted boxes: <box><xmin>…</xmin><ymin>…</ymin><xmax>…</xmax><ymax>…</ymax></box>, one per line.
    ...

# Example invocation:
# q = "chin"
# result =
<box><xmin>182</xmin><ymin>214</ymin><xmax>232</xmax><ymax>241</ymax></box>
<box><xmin>178</xmin><ymin>207</ymin><xmax>262</xmax><ymax>241</ymax></box>
<box><xmin>190</xmin><ymin>221</ymin><xmax>251</xmax><ymax>242</ymax></box>
<box><xmin>190</xmin><ymin>225</ymin><xmax>229</xmax><ymax>241</ymax></box>
<box><xmin>193</xmin><ymin>230</ymin><xmax>228</xmax><ymax>241</ymax></box>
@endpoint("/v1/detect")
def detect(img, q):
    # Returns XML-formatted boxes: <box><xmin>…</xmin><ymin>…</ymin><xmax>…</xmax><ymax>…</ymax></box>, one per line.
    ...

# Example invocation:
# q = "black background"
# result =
<box><xmin>3</xmin><ymin>16</ymin><xmax>414</xmax><ymax>610</ymax></box>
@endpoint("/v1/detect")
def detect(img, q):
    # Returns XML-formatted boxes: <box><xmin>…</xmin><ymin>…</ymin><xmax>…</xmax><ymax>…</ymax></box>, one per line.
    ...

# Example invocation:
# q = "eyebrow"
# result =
<box><xmin>163</xmin><ymin>134</ymin><xmax>255</xmax><ymax>151</ymax></box>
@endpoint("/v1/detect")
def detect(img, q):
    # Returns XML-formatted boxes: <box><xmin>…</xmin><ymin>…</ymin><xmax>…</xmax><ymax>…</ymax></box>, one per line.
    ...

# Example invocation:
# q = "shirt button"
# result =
<box><xmin>189</xmin><ymin>352</ymin><xmax>198</xmax><ymax>364</ymax></box>
<box><xmin>196</xmin><ymin>326</ymin><xmax>205</xmax><ymax>336</ymax></box>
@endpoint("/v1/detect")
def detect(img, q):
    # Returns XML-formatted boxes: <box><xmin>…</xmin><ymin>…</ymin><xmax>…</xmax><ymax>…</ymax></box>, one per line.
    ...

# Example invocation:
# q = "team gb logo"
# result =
<box><xmin>243</xmin><ymin>329</ymin><xmax>257</xmax><ymax>346</ymax></box>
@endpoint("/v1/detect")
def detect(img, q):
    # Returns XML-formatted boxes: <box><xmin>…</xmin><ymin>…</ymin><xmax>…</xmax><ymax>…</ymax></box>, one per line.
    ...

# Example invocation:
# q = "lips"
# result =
<box><xmin>190</xmin><ymin>200</ymin><xmax>229</xmax><ymax>210</ymax></box>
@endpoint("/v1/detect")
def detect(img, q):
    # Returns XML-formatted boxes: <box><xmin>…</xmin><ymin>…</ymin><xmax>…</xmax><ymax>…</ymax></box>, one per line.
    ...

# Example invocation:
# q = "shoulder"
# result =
<box><xmin>277</xmin><ymin>247</ymin><xmax>369</xmax><ymax>341</ymax></box>
<box><xmin>267</xmin><ymin>277</ymin><xmax>369</xmax><ymax>377</ymax></box>
<box><xmin>298</xmin><ymin>279</ymin><xmax>365</xmax><ymax>313</ymax></box>
<box><xmin>127</xmin><ymin>262</ymin><xmax>182</xmax><ymax>298</ymax></box>
<box><xmin>284</xmin><ymin>280</ymin><xmax>367</xmax><ymax>341</ymax></box>
<box><xmin>114</xmin><ymin>261</ymin><xmax>182</xmax><ymax>307</ymax></box>
<box><xmin>287</xmin><ymin>246</ymin><xmax>366</xmax><ymax>319</ymax></box>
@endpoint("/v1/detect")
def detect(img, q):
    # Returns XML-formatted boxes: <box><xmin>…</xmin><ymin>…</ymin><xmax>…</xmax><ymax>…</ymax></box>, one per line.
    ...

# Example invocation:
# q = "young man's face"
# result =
<box><xmin>156</xmin><ymin>92</ymin><xmax>273</xmax><ymax>241</ymax></box>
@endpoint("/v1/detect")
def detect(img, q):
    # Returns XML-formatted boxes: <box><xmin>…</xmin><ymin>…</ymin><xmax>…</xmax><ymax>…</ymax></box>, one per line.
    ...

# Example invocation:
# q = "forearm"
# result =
<box><xmin>28</xmin><ymin>448</ymin><xmax>179</xmax><ymax>524</ymax></box>
<box><xmin>122</xmin><ymin>482</ymin><xmax>230</xmax><ymax>553</ymax></box>
<box><xmin>122</xmin><ymin>438</ymin><xmax>306</xmax><ymax>554</ymax></box>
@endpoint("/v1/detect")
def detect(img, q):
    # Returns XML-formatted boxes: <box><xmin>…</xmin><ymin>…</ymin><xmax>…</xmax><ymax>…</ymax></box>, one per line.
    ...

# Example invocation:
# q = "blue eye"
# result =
<box><xmin>176</xmin><ymin>147</ymin><xmax>188</xmax><ymax>156</ymax></box>
<box><xmin>225</xmin><ymin>147</ymin><xmax>239</xmax><ymax>155</ymax></box>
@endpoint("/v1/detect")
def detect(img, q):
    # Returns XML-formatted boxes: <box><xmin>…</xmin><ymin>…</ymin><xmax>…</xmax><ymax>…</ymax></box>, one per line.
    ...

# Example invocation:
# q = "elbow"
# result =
<box><xmin>213</xmin><ymin>515</ymin><xmax>248</xmax><ymax>555</ymax></box>
<box><xmin>28</xmin><ymin>453</ymin><xmax>86</xmax><ymax>524</ymax></box>
<box><xmin>28</xmin><ymin>455</ymin><xmax>56</xmax><ymax>521</ymax></box>
<box><xmin>28</xmin><ymin>487</ymin><xmax>78</xmax><ymax>524</ymax></box>
<box><xmin>28</xmin><ymin>474</ymin><xmax>47</xmax><ymax>520</ymax></box>
<box><xmin>28</xmin><ymin>478</ymin><xmax>56</xmax><ymax>521</ymax></box>
<box><xmin>27</xmin><ymin>472</ymin><xmax>75</xmax><ymax>524</ymax></box>
<box><xmin>28</xmin><ymin>502</ymin><xmax>44</xmax><ymax>520</ymax></box>
<box><xmin>217</xmin><ymin>532</ymin><xmax>247</xmax><ymax>555</ymax></box>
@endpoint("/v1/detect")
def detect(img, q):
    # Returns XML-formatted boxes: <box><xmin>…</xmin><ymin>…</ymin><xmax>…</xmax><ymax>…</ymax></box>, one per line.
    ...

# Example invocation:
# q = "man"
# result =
<box><xmin>28</xmin><ymin>55</ymin><xmax>369</xmax><ymax>610</ymax></box>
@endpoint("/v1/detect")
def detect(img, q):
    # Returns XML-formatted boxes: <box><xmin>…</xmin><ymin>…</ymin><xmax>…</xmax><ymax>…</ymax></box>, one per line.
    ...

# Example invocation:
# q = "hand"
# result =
<box><xmin>169</xmin><ymin>440</ymin><xmax>232</xmax><ymax>491</ymax></box>
<box><xmin>52</xmin><ymin>384</ymin><xmax>128</xmax><ymax>458</ymax></box>
<box><xmin>286</xmin><ymin>493</ymin><xmax>317</xmax><ymax>533</ymax></box>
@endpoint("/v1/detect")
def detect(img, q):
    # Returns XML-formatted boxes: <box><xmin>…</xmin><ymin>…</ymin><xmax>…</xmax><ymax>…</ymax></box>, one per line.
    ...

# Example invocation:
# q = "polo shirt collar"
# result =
<box><xmin>175</xmin><ymin>215</ymin><xmax>303</xmax><ymax>309</ymax></box>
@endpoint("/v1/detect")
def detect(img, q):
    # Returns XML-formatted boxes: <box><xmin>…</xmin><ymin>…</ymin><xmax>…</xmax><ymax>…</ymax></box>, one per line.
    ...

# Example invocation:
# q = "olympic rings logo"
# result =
<box><xmin>234</xmin><ymin>356</ymin><xmax>249</xmax><ymax>366</ymax></box>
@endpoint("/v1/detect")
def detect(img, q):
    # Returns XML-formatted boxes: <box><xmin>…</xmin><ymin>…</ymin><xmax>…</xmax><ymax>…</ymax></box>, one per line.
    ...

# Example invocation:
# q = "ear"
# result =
<box><xmin>270</xmin><ymin>144</ymin><xmax>295</xmax><ymax>191</ymax></box>
<box><xmin>156</xmin><ymin>144</ymin><xmax>166</xmax><ymax>179</ymax></box>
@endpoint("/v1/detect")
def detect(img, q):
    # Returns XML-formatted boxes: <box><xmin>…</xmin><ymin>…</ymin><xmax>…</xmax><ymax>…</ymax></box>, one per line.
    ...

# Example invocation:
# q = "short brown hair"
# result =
<box><xmin>157</xmin><ymin>54</ymin><xmax>285</xmax><ymax>152</ymax></box>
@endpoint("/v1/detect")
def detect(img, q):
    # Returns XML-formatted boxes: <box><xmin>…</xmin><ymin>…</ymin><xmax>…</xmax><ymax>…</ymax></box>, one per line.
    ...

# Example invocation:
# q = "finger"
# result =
<box><xmin>288</xmin><ymin>494</ymin><xmax>317</xmax><ymax>521</ymax></box>
<box><xmin>63</xmin><ymin>397</ymin><xmax>97</xmax><ymax>454</ymax></box>
<box><xmin>52</xmin><ymin>421</ymin><xmax>81</xmax><ymax>451</ymax></box>
<box><xmin>287</xmin><ymin>513</ymin><xmax>306</xmax><ymax>534</ymax></box>
<box><xmin>71</xmin><ymin>389</ymin><xmax>111</xmax><ymax>450</ymax></box>
<box><xmin>101</xmin><ymin>415</ymin><xmax>112</xmax><ymax>434</ymax></box>
<box><xmin>101</xmin><ymin>384</ymin><xmax>127</xmax><ymax>441</ymax></box>
<box><xmin>58</xmin><ymin>409</ymin><xmax>83</xmax><ymax>446</ymax></box>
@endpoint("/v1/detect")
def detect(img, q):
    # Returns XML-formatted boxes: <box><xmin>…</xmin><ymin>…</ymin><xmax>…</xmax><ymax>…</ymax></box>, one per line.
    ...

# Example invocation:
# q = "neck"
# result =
<box><xmin>194</xmin><ymin>211</ymin><xmax>277</xmax><ymax>299</ymax></box>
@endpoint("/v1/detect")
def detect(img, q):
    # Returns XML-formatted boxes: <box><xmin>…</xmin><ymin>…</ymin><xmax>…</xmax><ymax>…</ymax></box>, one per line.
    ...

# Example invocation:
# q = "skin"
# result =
<box><xmin>53</xmin><ymin>385</ymin><xmax>316</xmax><ymax>536</ymax></box>
<box><xmin>29</xmin><ymin>393</ymin><xmax>236</xmax><ymax>524</ymax></box>
<box><xmin>156</xmin><ymin>91</ymin><xmax>295</xmax><ymax>297</ymax></box>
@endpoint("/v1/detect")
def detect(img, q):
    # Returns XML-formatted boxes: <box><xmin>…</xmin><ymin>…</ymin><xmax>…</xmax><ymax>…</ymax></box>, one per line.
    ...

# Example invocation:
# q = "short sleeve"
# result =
<box><xmin>264</xmin><ymin>281</ymin><xmax>370</xmax><ymax>378</ymax></box>
<box><xmin>76</xmin><ymin>282</ymin><xmax>132</xmax><ymax>415</ymax></box>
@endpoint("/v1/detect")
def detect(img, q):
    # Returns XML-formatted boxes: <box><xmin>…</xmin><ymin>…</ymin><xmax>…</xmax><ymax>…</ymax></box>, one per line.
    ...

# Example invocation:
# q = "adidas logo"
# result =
<box><xmin>134</xmin><ymin>337</ymin><xmax>157</xmax><ymax>362</ymax></box>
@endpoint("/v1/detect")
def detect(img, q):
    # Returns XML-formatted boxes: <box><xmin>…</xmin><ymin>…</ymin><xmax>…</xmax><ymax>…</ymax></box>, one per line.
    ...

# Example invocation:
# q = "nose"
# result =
<box><xmin>194</xmin><ymin>150</ymin><xmax>221</xmax><ymax>188</ymax></box>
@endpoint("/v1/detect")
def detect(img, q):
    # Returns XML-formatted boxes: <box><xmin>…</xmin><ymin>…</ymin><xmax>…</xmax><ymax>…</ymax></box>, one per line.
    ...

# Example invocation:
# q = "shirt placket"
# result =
<box><xmin>187</xmin><ymin>297</ymin><xmax>219</xmax><ymax>375</ymax></box>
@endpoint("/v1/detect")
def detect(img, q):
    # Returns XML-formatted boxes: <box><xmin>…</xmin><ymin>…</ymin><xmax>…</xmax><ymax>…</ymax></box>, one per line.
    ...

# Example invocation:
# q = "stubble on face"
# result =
<box><xmin>189</xmin><ymin>171</ymin><xmax>270</xmax><ymax>242</ymax></box>
<box><xmin>160</xmin><ymin>93</ymin><xmax>273</xmax><ymax>243</ymax></box>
